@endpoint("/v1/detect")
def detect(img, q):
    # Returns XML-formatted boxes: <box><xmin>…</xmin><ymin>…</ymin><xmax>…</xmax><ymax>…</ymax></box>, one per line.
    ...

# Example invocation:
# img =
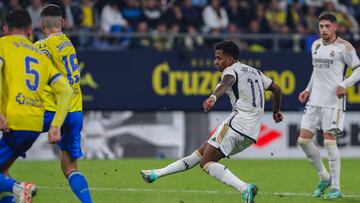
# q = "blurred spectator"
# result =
<box><xmin>130</xmin><ymin>21</ymin><xmax>152</xmax><ymax>48</ymax></box>
<box><xmin>169</xmin><ymin>23</ymin><xmax>185</xmax><ymax>51</ymax></box>
<box><xmin>100</xmin><ymin>0</ymin><xmax>128</xmax><ymax>33</ymax></box>
<box><xmin>226</xmin><ymin>0</ymin><xmax>253</xmax><ymax>32</ymax></box>
<box><xmin>228</xmin><ymin>23</ymin><xmax>247</xmax><ymax>51</ymax></box>
<box><xmin>287</xmin><ymin>0</ymin><xmax>306</xmax><ymax>31</ymax></box>
<box><xmin>184</xmin><ymin>25</ymin><xmax>204</xmax><ymax>50</ymax></box>
<box><xmin>202</xmin><ymin>0</ymin><xmax>229</xmax><ymax>33</ymax></box>
<box><xmin>27</xmin><ymin>0</ymin><xmax>43</xmax><ymax>30</ymax></box>
<box><xmin>226</xmin><ymin>0</ymin><xmax>243</xmax><ymax>31</ymax></box>
<box><xmin>152</xmin><ymin>22</ymin><xmax>171</xmax><ymax>51</ymax></box>
<box><xmin>192</xmin><ymin>0</ymin><xmax>208</xmax><ymax>8</ymax></box>
<box><xmin>246</xmin><ymin>19</ymin><xmax>269</xmax><ymax>52</ymax></box>
<box><xmin>78</xmin><ymin>0</ymin><xmax>98</xmax><ymax>48</ymax></box>
<box><xmin>324</xmin><ymin>0</ymin><xmax>359</xmax><ymax>34</ymax></box>
<box><xmin>61</xmin><ymin>0</ymin><xmax>83</xmax><ymax>31</ymax></box>
<box><xmin>1</xmin><ymin>0</ymin><xmax>21</xmax><ymax>28</ymax></box>
<box><xmin>163</xmin><ymin>3</ymin><xmax>183</xmax><ymax>29</ymax></box>
<box><xmin>143</xmin><ymin>0</ymin><xmax>162</xmax><ymax>29</ymax></box>
<box><xmin>182</xmin><ymin>0</ymin><xmax>202</xmax><ymax>29</ymax></box>
<box><xmin>237</xmin><ymin>0</ymin><xmax>253</xmax><ymax>31</ymax></box>
<box><xmin>278</xmin><ymin>25</ymin><xmax>293</xmax><ymax>51</ymax></box>
<box><xmin>305</xmin><ymin>0</ymin><xmax>327</xmax><ymax>7</ymax></box>
<box><xmin>121</xmin><ymin>0</ymin><xmax>143</xmax><ymax>29</ymax></box>
<box><xmin>80</xmin><ymin>0</ymin><xmax>97</xmax><ymax>29</ymax></box>
<box><xmin>266</xmin><ymin>0</ymin><xmax>287</xmax><ymax>32</ymax></box>
<box><xmin>305</xmin><ymin>6</ymin><xmax>318</xmax><ymax>33</ymax></box>
<box><xmin>253</xmin><ymin>3</ymin><xmax>271</xmax><ymax>33</ymax></box>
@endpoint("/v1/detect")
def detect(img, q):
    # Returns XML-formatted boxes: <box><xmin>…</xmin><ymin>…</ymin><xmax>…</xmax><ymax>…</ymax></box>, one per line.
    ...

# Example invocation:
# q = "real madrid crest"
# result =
<box><xmin>330</xmin><ymin>50</ymin><xmax>335</xmax><ymax>57</ymax></box>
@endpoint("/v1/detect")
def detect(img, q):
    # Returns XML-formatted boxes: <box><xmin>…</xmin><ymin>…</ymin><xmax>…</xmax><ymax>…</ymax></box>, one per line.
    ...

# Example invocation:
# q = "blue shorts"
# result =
<box><xmin>0</xmin><ymin>131</ymin><xmax>40</xmax><ymax>167</ymax></box>
<box><xmin>43</xmin><ymin>111</ymin><xmax>83</xmax><ymax>159</ymax></box>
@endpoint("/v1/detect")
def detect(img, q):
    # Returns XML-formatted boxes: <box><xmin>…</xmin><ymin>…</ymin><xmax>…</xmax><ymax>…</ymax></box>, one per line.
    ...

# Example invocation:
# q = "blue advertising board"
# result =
<box><xmin>78</xmin><ymin>49</ymin><xmax>360</xmax><ymax>111</ymax></box>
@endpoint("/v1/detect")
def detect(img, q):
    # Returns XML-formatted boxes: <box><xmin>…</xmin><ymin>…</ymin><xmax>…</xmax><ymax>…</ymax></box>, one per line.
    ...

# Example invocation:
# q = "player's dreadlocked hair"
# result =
<box><xmin>5</xmin><ymin>8</ymin><xmax>32</xmax><ymax>29</ymax></box>
<box><xmin>215</xmin><ymin>40</ymin><xmax>240</xmax><ymax>60</ymax></box>
<box><xmin>319</xmin><ymin>12</ymin><xmax>337</xmax><ymax>23</ymax></box>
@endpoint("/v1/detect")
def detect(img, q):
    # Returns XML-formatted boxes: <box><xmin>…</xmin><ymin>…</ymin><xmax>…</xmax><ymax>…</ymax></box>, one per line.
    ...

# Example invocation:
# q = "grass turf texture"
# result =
<box><xmin>10</xmin><ymin>159</ymin><xmax>360</xmax><ymax>203</ymax></box>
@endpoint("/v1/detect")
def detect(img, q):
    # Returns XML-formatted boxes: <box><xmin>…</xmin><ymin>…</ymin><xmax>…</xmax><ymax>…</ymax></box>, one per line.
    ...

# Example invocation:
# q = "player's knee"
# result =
<box><xmin>298</xmin><ymin>137</ymin><xmax>312</xmax><ymax>146</ymax></box>
<box><xmin>324</xmin><ymin>139</ymin><xmax>337</xmax><ymax>148</ymax></box>
<box><xmin>199</xmin><ymin>160</ymin><xmax>206</xmax><ymax>169</ymax></box>
<box><xmin>201</xmin><ymin>161</ymin><xmax>214</xmax><ymax>173</ymax></box>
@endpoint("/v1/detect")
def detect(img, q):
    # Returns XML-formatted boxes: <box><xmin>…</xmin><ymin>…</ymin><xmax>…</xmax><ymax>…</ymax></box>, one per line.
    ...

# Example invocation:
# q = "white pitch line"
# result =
<box><xmin>38</xmin><ymin>186</ymin><xmax>360</xmax><ymax>198</ymax></box>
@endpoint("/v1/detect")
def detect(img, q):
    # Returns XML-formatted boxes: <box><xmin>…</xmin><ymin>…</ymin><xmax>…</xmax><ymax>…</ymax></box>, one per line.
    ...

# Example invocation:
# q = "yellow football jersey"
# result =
<box><xmin>0</xmin><ymin>35</ymin><xmax>61</xmax><ymax>132</ymax></box>
<box><xmin>35</xmin><ymin>33</ymin><xmax>82</xmax><ymax>112</ymax></box>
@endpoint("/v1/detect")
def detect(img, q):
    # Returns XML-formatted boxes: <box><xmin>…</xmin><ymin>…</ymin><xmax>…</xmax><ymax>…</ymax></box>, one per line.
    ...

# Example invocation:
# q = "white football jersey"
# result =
<box><xmin>308</xmin><ymin>37</ymin><xmax>360</xmax><ymax>109</ymax></box>
<box><xmin>221</xmin><ymin>62</ymin><xmax>272</xmax><ymax>140</ymax></box>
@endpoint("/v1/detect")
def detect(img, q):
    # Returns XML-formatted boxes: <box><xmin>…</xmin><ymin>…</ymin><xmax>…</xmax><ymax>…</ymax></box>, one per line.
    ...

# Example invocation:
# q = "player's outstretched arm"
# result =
<box><xmin>267</xmin><ymin>82</ymin><xmax>283</xmax><ymax>123</ymax></box>
<box><xmin>48</xmin><ymin>76</ymin><xmax>73</xmax><ymax>143</ymax></box>
<box><xmin>203</xmin><ymin>75</ymin><xmax>235</xmax><ymax>112</ymax></box>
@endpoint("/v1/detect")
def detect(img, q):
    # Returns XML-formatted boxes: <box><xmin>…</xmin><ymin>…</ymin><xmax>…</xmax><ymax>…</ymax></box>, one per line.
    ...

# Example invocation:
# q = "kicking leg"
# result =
<box><xmin>298</xmin><ymin>129</ymin><xmax>330</xmax><ymax>197</ymax></box>
<box><xmin>141</xmin><ymin>144</ymin><xmax>204</xmax><ymax>183</ymax></box>
<box><xmin>323</xmin><ymin>132</ymin><xmax>342</xmax><ymax>199</ymax></box>
<box><xmin>62</xmin><ymin>151</ymin><xmax>92</xmax><ymax>203</ymax></box>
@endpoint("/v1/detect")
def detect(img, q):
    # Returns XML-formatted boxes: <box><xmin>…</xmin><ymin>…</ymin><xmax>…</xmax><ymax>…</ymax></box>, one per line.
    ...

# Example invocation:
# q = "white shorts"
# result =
<box><xmin>301</xmin><ymin>105</ymin><xmax>345</xmax><ymax>134</ymax></box>
<box><xmin>207</xmin><ymin>120</ymin><xmax>255</xmax><ymax>157</ymax></box>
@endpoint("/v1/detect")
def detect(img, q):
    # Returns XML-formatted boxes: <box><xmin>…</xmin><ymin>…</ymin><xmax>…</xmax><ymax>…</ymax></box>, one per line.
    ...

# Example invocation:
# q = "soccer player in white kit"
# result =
<box><xmin>141</xmin><ymin>40</ymin><xmax>283</xmax><ymax>203</ymax></box>
<box><xmin>298</xmin><ymin>12</ymin><xmax>360</xmax><ymax>199</ymax></box>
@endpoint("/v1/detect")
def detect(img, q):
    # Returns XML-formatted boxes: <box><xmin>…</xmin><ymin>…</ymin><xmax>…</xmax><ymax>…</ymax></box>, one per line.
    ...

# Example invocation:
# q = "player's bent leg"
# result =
<box><xmin>140</xmin><ymin>145</ymin><xmax>205</xmax><ymax>183</ymax></box>
<box><xmin>323</xmin><ymin>132</ymin><xmax>341</xmax><ymax>199</ymax></box>
<box><xmin>61</xmin><ymin>151</ymin><xmax>92</xmax><ymax>203</ymax></box>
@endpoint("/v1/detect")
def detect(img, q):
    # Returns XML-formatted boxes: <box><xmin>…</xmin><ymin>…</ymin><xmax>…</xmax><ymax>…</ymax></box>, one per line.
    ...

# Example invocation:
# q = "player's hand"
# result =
<box><xmin>48</xmin><ymin>126</ymin><xmax>61</xmax><ymax>144</ymax></box>
<box><xmin>336</xmin><ymin>86</ymin><xmax>346</xmax><ymax>98</ymax></box>
<box><xmin>298</xmin><ymin>90</ymin><xmax>310</xmax><ymax>103</ymax></box>
<box><xmin>203</xmin><ymin>96</ymin><xmax>216</xmax><ymax>112</ymax></box>
<box><xmin>0</xmin><ymin>113</ymin><xmax>9</xmax><ymax>132</ymax></box>
<box><xmin>273</xmin><ymin>111</ymin><xmax>284</xmax><ymax>123</ymax></box>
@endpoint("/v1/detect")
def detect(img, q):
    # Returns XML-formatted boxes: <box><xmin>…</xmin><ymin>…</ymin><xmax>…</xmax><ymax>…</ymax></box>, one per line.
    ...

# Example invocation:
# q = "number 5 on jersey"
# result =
<box><xmin>25</xmin><ymin>56</ymin><xmax>40</xmax><ymax>91</ymax></box>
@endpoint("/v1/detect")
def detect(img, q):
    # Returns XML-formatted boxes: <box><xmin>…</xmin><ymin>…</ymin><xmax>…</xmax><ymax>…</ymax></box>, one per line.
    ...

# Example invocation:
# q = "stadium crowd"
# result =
<box><xmin>1</xmin><ymin>0</ymin><xmax>360</xmax><ymax>52</ymax></box>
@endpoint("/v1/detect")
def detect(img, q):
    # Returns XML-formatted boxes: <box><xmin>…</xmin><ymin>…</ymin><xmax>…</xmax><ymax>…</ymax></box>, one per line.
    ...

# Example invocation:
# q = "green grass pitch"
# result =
<box><xmin>10</xmin><ymin>159</ymin><xmax>360</xmax><ymax>203</ymax></box>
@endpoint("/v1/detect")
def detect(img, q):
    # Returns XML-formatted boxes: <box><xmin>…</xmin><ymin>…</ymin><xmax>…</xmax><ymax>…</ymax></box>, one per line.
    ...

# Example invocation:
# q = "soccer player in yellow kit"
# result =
<box><xmin>35</xmin><ymin>5</ymin><xmax>92</xmax><ymax>203</ymax></box>
<box><xmin>0</xmin><ymin>9</ymin><xmax>73</xmax><ymax>203</ymax></box>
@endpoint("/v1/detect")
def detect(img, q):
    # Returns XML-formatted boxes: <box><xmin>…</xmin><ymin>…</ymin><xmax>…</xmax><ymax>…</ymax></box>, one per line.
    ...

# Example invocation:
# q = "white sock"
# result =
<box><xmin>324</xmin><ymin>139</ymin><xmax>340</xmax><ymax>190</ymax></box>
<box><xmin>155</xmin><ymin>151</ymin><xmax>201</xmax><ymax>177</ymax></box>
<box><xmin>298</xmin><ymin>138</ymin><xmax>330</xmax><ymax>180</ymax></box>
<box><xmin>203</xmin><ymin>161</ymin><xmax>247</xmax><ymax>193</ymax></box>
<box><xmin>12</xmin><ymin>183</ymin><xmax>22</xmax><ymax>197</ymax></box>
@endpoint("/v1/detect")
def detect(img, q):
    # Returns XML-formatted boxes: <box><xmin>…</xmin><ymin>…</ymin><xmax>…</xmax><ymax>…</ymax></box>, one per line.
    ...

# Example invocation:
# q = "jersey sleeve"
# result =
<box><xmin>260</xmin><ymin>71</ymin><xmax>273</xmax><ymax>89</ymax></box>
<box><xmin>221</xmin><ymin>66</ymin><xmax>236</xmax><ymax>79</ymax></box>
<box><xmin>342</xmin><ymin>43</ymin><xmax>360</xmax><ymax>70</ymax></box>
<box><xmin>0</xmin><ymin>41</ymin><xmax>4</xmax><ymax>64</ymax></box>
<box><xmin>35</xmin><ymin>40</ymin><xmax>51</xmax><ymax>58</ymax></box>
<box><xmin>0</xmin><ymin>42</ymin><xmax>4</xmax><ymax>109</ymax></box>
<box><xmin>47</xmin><ymin>62</ymin><xmax>62</xmax><ymax>85</ymax></box>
